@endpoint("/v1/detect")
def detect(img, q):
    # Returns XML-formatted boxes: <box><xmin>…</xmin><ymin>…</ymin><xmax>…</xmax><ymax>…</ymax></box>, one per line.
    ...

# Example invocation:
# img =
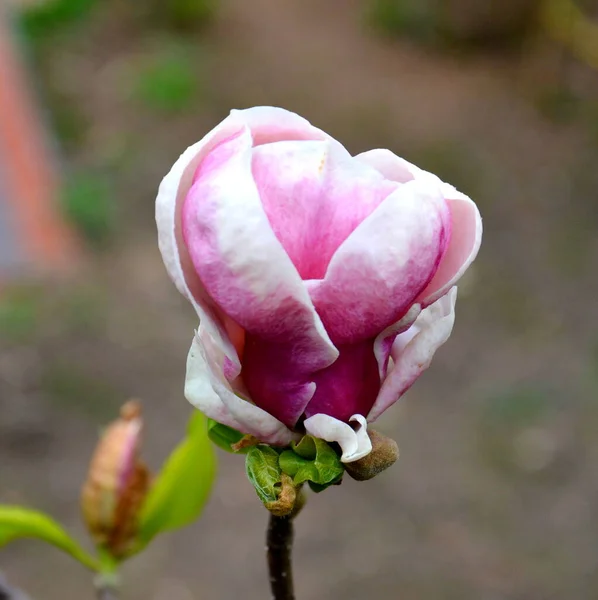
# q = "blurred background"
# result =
<box><xmin>1</xmin><ymin>0</ymin><xmax>598</xmax><ymax>598</ymax></box>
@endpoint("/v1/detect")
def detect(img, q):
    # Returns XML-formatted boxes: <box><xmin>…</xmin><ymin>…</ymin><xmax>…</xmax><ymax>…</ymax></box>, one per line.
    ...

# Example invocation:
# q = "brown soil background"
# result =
<box><xmin>2</xmin><ymin>1</ymin><xmax>598</xmax><ymax>598</ymax></box>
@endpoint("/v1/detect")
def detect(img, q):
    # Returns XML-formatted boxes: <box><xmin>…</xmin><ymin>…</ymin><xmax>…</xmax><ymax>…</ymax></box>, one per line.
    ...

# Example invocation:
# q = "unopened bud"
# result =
<box><xmin>344</xmin><ymin>430</ymin><xmax>399</xmax><ymax>481</ymax></box>
<box><xmin>81</xmin><ymin>400</ymin><xmax>150</xmax><ymax>558</ymax></box>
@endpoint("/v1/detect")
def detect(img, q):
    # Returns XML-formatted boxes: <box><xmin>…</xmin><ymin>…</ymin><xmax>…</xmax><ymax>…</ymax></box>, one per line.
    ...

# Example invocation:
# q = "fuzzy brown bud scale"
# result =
<box><xmin>344</xmin><ymin>430</ymin><xmax>399</xmax><ymax>481</ymax></box>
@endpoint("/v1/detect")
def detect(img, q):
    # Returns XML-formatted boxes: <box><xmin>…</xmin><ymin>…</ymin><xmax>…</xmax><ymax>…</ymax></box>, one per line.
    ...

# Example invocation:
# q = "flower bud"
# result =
<box><xmin>344</xmin><ymin>430</ymin><xmax>399</xmax><ymax>481</ymax></box>
<box><xmin>81</xmin><ymin>401</ymin><xmax>150</xmax><ymax>559</ymax></box>
<box><xmin>158</xmin><ymin>106</ymin><xmax>481</xmax><ymax>464</ymax></box>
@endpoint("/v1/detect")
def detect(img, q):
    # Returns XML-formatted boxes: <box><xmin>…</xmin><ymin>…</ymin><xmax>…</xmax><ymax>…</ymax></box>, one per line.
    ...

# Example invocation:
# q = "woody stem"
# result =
<box><xmin>266</xmin><ymin>514</ymin><xmax>295</xmax><ymax>600</ymax></box>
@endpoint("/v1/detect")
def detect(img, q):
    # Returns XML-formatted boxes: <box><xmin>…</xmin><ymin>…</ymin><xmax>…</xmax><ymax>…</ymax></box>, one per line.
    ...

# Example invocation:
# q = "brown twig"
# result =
<box><xmin>266</xmin><ymin>514</ymin><xmax>295</xmax><ymax>600</ymax></box>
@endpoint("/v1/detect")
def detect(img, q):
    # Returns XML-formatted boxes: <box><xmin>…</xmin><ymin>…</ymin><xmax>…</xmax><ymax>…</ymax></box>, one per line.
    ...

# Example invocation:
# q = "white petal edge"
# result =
<box><xmin>185</xmin><ymin>333</ymin><xmax>297</xmax><ymax>446</ymax></box>
<box><xmin>417</xmin><ymin>190</ymin><xmax>482</xmax><ymax>306</ymax></box>
<box><xmin>156</xmin><ymin>117</ymin><xmax>243</xmax><ymax>371</ymax></box>
<box><xmin>229</xmin><ymin>106</ymin><xmax>331</xmax><ymax>146</ymax></box>
<box><xmin>354</xmin><ymin>148</ymin><xmax>420</xmax><ymax>183</ymax></box>
<box><xmin>368</xmin><ymin>287</ymin><xmax>458</xmax><ymax>422</ymax></box>
<box><xmin>354</xmin><ymin>149</ymin><xmax>482</xmax><ymax>307</ymax></box>
<box><xmin>303</xmin><ymin>413</ymin><xmax>372</xmax><ymax>463</ymax></box>
<box><xmin>373</xmin><ymin>303</ymin><xmax>422</xmax><ymax>380</ymax></box>
<box><xmin>184</xmin><ymin>332</ymin><xmax>245</xmax><ymax>431</ymax></box>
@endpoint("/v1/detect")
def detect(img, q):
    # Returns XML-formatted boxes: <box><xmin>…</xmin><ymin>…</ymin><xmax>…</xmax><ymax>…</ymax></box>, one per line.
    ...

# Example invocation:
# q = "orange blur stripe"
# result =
<box><xmin>0</xmin><ymin>9</ymin><xmax>78</xmax><ymax>272</ymax></box>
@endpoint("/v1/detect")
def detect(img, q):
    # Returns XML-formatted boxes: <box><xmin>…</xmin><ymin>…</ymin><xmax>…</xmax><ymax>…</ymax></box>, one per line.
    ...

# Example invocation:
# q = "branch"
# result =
<box><xmin>266</xmin><ymin>514</ymin><xmax>295</xmax><ymax>600</ymax></box>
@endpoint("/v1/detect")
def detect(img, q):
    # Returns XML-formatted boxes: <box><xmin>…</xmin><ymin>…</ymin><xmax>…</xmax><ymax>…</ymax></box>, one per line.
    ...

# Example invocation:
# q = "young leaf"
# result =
<box><xmin>207</xmin><ymin>419</ymin><xmax>247</xmax><ymax>453</ymax></box>
<box><xmin>279</xmin><ymin>450</ymin><xmax>318</xmax><ymax>482</ymax></box>
<box><xmin>0</xmin><ymin>506</ymin><xmax>99</xmax><ymax>571</ymax></box>
<box><xmin>293</xmin><ymin>435</ymin><xmax>318</xmax><ymax>459</ymax></box>
<box><xmin>245</xmin><ymin>446</ymin><xmax>282</xmax><ymax>503</ymax></box>
<box><xmin>279</xmin><ymin>436</ymin><xmax>344</xmax><ymax>488</ymax></box>
<box><xmin>136</xmin><ymin>411</ymin><xmax>216</xmax><ymax>547</ymax></box>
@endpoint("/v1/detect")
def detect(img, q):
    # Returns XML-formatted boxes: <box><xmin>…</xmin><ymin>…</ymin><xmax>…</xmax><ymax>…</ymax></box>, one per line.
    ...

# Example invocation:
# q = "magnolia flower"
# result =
<box><xmin>156</xmin><ymin>107</ymin><xmax>482</xmax><ymax>463</ymax></box>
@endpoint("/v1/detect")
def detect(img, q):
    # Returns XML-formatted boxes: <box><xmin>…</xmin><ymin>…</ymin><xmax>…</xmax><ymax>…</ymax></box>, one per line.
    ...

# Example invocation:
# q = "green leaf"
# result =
<box><xmin>279</xmin><ymin>436</ymin><xmax>344</xmax><ymax>488</ymax></box>
<box><xmin>308</xmin><ymin>480</ymin><xmax>342</xmax><ymax>494</ymax></box>
<box><xmin>279</xmin><ymin>450</ymin><xmax>317</xmax><ymax>482</ymax></box>
<box><xmin>245</xmin><ymin>446</ymin><xmax>282</xmax><ymax>503</ymax></box>
<box><xmin>207</xmin><ymin>419</ymin><xmax>248</xmax><ymax>453</ymax></box>
<box><xmin>137</xmin><ymin>411</ymin><xmax>216</xmax><ymax>548</ymax></box>
<box><xmin>0</xmin><ymin>506</ymin><xmax>99</xmax><ymax>571</ymax></box>
<box><xmin>293</xmin><ymin>435</ymin><xmax>318</xmax><ymax>459</ymax></box>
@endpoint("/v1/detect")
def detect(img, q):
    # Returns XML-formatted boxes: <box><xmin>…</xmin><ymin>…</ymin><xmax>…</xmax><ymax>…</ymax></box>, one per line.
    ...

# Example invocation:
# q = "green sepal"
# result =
<box><xmin>0</xmin><ymin>506</ymin><xmax>99</xmax><ymax>571</ymax></box>
<box><xmin>245</xmin><ymin>445</ymin><xmax>283</xmax><ymax>503</ymax></box>
<box><xmin>278</xmin><ymin>435</ymin><xmax>344</xmax><ymax>489</ymax></box>
<box><xmin>207</xmin><ymin>419</ymin><xmax>249</xmax><ymax>453</ymax></box>
<box><xmin>308</xmin><ymin>476</ymin><xmax>343</xmax><ymax>493</ymax></box>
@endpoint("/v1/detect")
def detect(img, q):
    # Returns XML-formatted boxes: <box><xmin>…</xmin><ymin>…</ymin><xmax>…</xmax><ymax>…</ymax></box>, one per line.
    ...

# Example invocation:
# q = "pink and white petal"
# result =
<box><xmin>373</xmin><ymin>303</ymin><xmax>422</xmax><ymax>380</ymax></box>
<box><xmin>368</xmin><ymin>287</ymin><xmax>457</xmax><ymax>422</ymax></box>
<box><xmin>353</xmin><ymin>149</ymin><xmax>482</xmax><ymax>307</ymax></box>
<box><xmin>252</xmin><ymin>140</ymin><xmax>397</xmax><ymax>280</ymax></box>
<box><xmin>156</xmin><ymin>106</ymin><xmax>334</xmax><ymax>376</ymax></box>
<box><xmin>184</xmin><ymin>334</ymin><xmax>245</xmax><ymax>431</ymax></box>
<box><xmin>354</xmin><ymin>148</ymin><xmax>421</xmax><ymax>183</ymax></box>
<box><xmin>186</xmin><ymin>333</ymin><xmax>297</xmax><ymax>445</ymax></box>
<box><xmin>307</xmin><ymin>179</ymin><xmax>451</xmax><ymax>345</ymax></box>
<box><xmin>416</xmin><ymin>189</ymin><xmax>482</xmax><ymax>306</ymax></box>
<box><xmin>156</xmin><ymin>116</ymin><xmax>247</xmax><ymax>376</ymax></box>
<box><xmin>230</xmin><ymin>106</ymin><xmax>331</xmax><ymax>146</ymax></box>
<box><xmin>182</xmin><ymin>126</ymin><xmax>339</xmax><ymax>427</ymax></box>
<box><xmin>304</xmin><ymin>414</ymin><xmax>372</xmax><ymax>463</ymax></box>
<box><xmin>304</xmin><ymin>339</ymin><xmax>381</xmax><ymax>422</ymax></box>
